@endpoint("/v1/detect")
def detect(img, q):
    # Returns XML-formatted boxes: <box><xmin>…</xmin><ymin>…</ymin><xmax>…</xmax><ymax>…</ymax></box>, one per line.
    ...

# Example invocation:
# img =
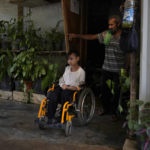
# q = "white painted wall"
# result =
<box><xmin>0</xmin><ymin>0</ymin><xmax>18</xmax><ymax>21</ymax></box>
<box><xmin>24</xmin><ymin>2</ymin><xmax>64</xmax><ymax>31</ymax></box>
<box><xmin>139</xmin><ymin>0</ymin><xmax>150</xmax><ymax>102</ymax></box>
<box><xmin>0</xmin><ymin>0</ymin><xmax>63</xmax><ymax>31</ymax></box>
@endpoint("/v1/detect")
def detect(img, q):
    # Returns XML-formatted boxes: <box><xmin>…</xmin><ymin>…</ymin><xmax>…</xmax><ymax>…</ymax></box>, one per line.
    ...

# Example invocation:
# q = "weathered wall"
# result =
<box><xmin>24</xmin><ymin>3</ymin><xmax>64</xmax><ymax>31</ymax></box>
<box><xmin>0</xmin><ymin>0</ymin><xmax>66</xmax><ymax>95</ymax></box>
<box><xmin>0</xmin><ymin>0</ymin><xmax>18</xmax><ymax>20</ymax></box>
<box><xmin>0</xmin><ymin>0</ymin><xmax>63</xmax><ymax>31</ymax></box>
<box><xmin>140</xmin><ymin>0</ymin><xmax>150</xmax><ymax>102</ymax></box>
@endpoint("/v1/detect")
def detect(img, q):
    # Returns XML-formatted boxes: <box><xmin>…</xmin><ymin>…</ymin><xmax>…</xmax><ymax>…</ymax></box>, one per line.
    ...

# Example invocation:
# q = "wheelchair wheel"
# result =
<box><xmin>39</xmin><ymin>117</ymin><xmax>46</xmax><ymax>130</ymax></box>
<box><xmin>65</xmin><ymin>121</ymin><xmax>72</xmax><ymax>136</ymax></box>
<box><xmin>77</xmin><ymin>87</ymin><xmax>95</xmax><ymax>125</ymax></box>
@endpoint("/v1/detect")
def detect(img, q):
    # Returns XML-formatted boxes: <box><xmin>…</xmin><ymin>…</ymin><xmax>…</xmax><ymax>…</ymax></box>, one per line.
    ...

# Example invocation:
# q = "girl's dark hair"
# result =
<box><xmin>68</xmin><ymin>50</ymin><xmax>80</xmax><ymax>57</ymax></box>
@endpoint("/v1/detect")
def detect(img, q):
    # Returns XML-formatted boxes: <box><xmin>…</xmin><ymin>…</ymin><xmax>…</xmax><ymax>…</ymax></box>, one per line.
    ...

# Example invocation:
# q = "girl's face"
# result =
<box><xmin>68</xmin><ymin>54</ymin><xmax>79</xmax><ymax>66</ymax></box>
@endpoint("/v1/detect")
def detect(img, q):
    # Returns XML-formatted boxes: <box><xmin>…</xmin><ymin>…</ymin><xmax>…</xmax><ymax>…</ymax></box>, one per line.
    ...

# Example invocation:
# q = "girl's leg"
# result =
<box><xmin>47</xmin><ymin>86</ymin><xmax>62</xmax><ymax>122</ymax></box>
<box><xmin>50</xmin><ymin>90</ymin><xmax>74</xmax><ymax>123</ymax></box>
<box><xmin>61</xmin><ymin>90</ymin><xmax>75</xmax><ymax>106</ymax></box>
<box><xmin>60</xmin><ymin>90</ymin><xmax>75</xmax><ymax>120</ymax></box>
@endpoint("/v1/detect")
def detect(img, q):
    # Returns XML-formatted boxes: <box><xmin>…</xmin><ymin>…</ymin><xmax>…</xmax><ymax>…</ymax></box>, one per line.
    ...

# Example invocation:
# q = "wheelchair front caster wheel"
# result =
<box><xmin>39</xmin><ymin>117</ymin><xmax>46</xmax><ymax>130</ymax></box>
<box><xmin>65</xmin><ymin>121</ymin><xmax>72</xmax><ymax>136</ymax></box>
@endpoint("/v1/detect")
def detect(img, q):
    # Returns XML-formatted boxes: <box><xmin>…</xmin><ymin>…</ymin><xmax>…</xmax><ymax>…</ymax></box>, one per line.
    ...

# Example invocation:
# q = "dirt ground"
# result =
<box><xmin>0</xmin><ymin>99</ymin><xmax>126</xmax><ymax>150</ymax></box>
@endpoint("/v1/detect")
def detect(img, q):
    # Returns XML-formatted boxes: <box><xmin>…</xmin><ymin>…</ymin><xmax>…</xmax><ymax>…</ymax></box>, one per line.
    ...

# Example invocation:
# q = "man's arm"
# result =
<box><xmin>69</xmin><ymin>33</ymin><xmax>98</xmax><ymax>41</ymax></box>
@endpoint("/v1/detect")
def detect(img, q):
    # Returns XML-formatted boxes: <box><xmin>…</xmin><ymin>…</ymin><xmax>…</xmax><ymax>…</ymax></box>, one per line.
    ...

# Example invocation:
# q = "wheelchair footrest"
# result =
<box><xmin>46</xmin><ymin>122</ymin><xmax>64</xmax><ymax>129</ymax></box>
<box><xmin>34</xmin><ymin>118</ymin><xmax>40</xmax><ymax>124</ymax></box>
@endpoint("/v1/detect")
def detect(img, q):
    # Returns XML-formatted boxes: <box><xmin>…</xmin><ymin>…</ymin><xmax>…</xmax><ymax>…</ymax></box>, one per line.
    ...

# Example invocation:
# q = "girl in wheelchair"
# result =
<box><xmin>47</xmin><ymin>50</ymin><xmax>85</xmax><ymax>125</ymax></box>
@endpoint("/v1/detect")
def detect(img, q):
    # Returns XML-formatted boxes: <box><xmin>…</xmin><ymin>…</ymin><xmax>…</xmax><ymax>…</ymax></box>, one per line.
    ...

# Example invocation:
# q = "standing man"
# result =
<box><xmin>69</xmin><ymin>15</ymin><xmax>126</xmax><ymax>121</ymax></box>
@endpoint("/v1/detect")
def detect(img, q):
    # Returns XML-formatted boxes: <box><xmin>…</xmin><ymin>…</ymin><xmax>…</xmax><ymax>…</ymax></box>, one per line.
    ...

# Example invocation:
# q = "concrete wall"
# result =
<box><xmin>24</xmin><ymin>3</ymin><xmax>64</xmax><ymax>31</ymax></box>
<box><xmin>0</xmin><ymin>0</ymin><xmax>64</xmax><ymax>31</ymax></box>
<box><xmin>0</xmin><ymin>0</ymin><xmax>66</xmax><ymax>95</ymax></box>
<box><xmin>139</xmin><ymin>0</ymin><xmax>150</xmax><ymax>102</ymax></box>
<box><xmin>0</xmin><ymin>0</ymin><xmax>18</xmax><ymax>20</ymax></box>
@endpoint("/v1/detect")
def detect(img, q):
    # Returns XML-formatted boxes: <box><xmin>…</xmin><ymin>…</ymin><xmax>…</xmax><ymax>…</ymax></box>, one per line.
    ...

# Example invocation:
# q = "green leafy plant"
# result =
<box><xmin>7</xmin><ymin>18</ymin><xmax>17</xmax><ymax>41</ymax></box>
<box><xmin>20</xmin><ymin>10</ymin><xmax>44</xmax><ymax>51</ymax></box>
<box><xmin>41</xmin><ymin>63</ymin><xmax>58</xmax><ymax>91</ymax></box>
<box><xmin>106</xmin><ymin>79</ymin><xmax>115</xmax><ymax>95</ymax></box>
<box><xmin>10</xmin><ymin>48</ymin><xmax>47</xmax><ymax>82</ymax></box>
<box><xmin>44</xmin><ymin>20</ymin><xmax>64</xmax><ymax>51</ymax></box>
<box><xmin>23</xmin><ymin>20</ymin><xmax>43</xmax><ymax>50</ymax></box>
<box><xmin>0</xmin><ymin>11</ymin><xmax>42</xmax><ymax>51</ymax></box>
<box><xmin>0</xmin><ymin>50</ymin><xmax>14</xmax><ymax>81</ymax></box>
<box><xmin>1</xmin><ymin>13</ymin><xmax>64</xmax><ymax>51</ymax></box>
<box><xmin>106</xmin><ymin>69</ymin><xmax>130</xmax><ymax>95</ymax></box>
<box><xmin>0</xmin><ymin>17</ymin><xmax>25</xmax><ymax>50</ymax></box>
<box><xmin>10</xmin><ymin>48</ymin><xmax>59</xmax><ymax>102</ymax></box>
<box><xmin>120</xmin><ymin>69</ymin><xmax>130</xmax><ymax>93</ymax></box>
<box><xmin>10</xmin><ymin>18</ymin><xmax>24</xmax><ymax>48</ymax></box>
<box><xmin>106</xmin><ymin>69</ymin><xmax>130</xmax><ymax>113</ymax></box>
<box><xmin>127</xmin><ymin>101</ymin><xmax>150</xmax><ymax>150</ymax></box>
<box><xmin>0</xmin><ymin>20</ymin><xmax>12</xmax><ymax>50</ymax></box>
<box><xmin>0</xmin><ymin>20</ymin><xmax>9</xmax><ymax>39</ymax></box>
<box><xmin>10</xmin><ymin>48</ymin><xmax>58</xmax><ymax>90</ymax></box>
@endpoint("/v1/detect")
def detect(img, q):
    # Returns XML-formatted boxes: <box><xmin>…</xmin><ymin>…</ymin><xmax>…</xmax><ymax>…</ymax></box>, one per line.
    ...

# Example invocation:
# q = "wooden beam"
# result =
<box><xmin>80</xmin><ymin>0</ymin><xmax>88</xmax><ymax>65</ymax></box>
<box><xmin>9</xmin><ymin>0</ymin><xmax>24</xmax><ymax>3</ymax></box>
<box><xmin>9</xmin><ymin>0</ymin><xmax>54</xmax><ymax>8</ymax></box>
<box><xmin>61</xmin><ymin>0</ymin><xmax>70</xmax><ymax>53</ymax></box>
<box><xmin>129</xmin><ymin>52</ymin><xmax>138</xmax><ymax>137</ymax></box>
<box><xmin>18</xmin><ymin>4</ymin><xmax>23</xmax><ymax>20</ymax></box>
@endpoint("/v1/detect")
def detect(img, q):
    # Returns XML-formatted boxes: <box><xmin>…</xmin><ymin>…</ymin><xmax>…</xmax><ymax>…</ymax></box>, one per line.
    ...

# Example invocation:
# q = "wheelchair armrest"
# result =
<box><xmin>49</xmin><ymin>81</ymin><xmax>59</xmax><ymax>88</ymax></box>
<box><xmin>76</xmin><ymin>83</ymin><xmax>87</xmax><ymax>92</ymax></box>
<box><xmin>79</xmin><ymin>83</ymin><xmax>87</xmax><ymax>89</ymax></box>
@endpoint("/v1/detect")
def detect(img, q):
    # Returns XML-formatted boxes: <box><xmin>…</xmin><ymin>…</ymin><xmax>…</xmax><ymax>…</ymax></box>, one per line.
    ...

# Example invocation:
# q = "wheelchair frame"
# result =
<box><xmin>37</xmin><ymin>83</ymin><xmax>95</xmax><ymax>136</ymax></box>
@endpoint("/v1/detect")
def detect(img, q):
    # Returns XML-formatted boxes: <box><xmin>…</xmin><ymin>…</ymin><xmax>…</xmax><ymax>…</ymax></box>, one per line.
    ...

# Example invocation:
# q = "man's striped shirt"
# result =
<box><xmin>97</xmin><ymin>31</ymin><xmax>125</xmax><ymax>73</ymax></box>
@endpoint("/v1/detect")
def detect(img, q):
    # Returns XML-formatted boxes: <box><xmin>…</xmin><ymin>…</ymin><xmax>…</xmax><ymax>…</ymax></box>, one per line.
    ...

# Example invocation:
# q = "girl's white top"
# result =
<box><xmin>59</xmin><ymin>66</ymin><xmax>85</xmax><ymax>88</ymax></box>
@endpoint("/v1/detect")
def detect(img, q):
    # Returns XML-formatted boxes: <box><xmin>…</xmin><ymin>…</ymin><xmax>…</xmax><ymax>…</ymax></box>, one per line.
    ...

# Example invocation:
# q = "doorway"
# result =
<box><xmin>86</xmin><ymin>0</ymin><xmax>123</xmax><ymax>95</ymax></box>
<box><xmin>86</xmin><ymin>0</ymin><xmax>123</xmax><ymax>69</ymax></box>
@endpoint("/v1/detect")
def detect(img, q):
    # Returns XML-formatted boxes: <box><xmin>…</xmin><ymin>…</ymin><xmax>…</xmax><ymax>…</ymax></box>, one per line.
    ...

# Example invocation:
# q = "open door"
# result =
<box><xmin>61</xmin><ymin>0</ymin><xmax>87</xmax><ymax>65</ymax></box>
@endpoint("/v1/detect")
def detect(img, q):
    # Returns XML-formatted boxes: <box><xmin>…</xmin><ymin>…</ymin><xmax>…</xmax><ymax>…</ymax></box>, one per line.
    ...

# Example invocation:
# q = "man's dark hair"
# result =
<box><xmin>109</xmin><ymin>15</ymin><xmax>122</xmax><ymax>25</ymax></box>
<box><xmin>68</xmin><ymin>50</ymin><xmax>80</xmax><ymax>57</ymax></box>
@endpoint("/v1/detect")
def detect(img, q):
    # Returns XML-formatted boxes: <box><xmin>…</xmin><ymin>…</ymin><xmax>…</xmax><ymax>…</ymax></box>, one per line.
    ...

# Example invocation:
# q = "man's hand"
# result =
<box><xmin>68</xmin><ymin>33</ymin><xmax>79</xmax><ymax>41</ymax></box>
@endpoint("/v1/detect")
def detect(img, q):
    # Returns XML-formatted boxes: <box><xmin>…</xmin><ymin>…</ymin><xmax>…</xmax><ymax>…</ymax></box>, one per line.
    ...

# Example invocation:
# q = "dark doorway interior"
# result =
<box><xmin>86</xmin><ymin>0</ymin><xmax>123</xmax><ymax>95</ymax></box>
<box><xmin>87</xmin><ymin>0</ymin><xmax>123</xmax><ymax>69</ymax></box>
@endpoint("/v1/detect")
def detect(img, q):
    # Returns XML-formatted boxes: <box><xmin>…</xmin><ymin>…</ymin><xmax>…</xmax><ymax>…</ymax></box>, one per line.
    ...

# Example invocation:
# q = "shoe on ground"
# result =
<box><xmin>111</xmin><ymin>115</ymin><xmax>118</xmax><ymax>122</ymax></box>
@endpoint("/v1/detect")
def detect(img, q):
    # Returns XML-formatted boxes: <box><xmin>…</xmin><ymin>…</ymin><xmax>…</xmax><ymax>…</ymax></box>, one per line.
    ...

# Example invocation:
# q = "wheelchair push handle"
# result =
<box><xmin>51</xmin><ymin>81</ymin><xmax>59</xmax><ymax>86</ymax></box>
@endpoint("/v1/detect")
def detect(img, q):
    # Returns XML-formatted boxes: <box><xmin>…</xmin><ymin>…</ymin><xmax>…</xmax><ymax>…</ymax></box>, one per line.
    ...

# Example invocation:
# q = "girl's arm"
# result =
<box><xmin>65</xmin><ymin>69</ymin><xmax>86</xmax><ymax>91</ymax></box>
<box><xmin>66</xmin><ymin>86</ymin><xmax>78</xmax><ymax>91</ymax></box>
<box><xmin>59</xmin><ymin>76</ymin><xmax>65</xmax><ymax>87</ymax></box>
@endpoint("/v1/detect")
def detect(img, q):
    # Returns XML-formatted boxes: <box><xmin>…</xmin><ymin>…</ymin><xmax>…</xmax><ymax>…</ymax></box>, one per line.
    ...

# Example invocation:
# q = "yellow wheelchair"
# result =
<box><xmin>36</xmin><ymin>83</ymin><xmax>95</xmax><ymax>136</ymax></box>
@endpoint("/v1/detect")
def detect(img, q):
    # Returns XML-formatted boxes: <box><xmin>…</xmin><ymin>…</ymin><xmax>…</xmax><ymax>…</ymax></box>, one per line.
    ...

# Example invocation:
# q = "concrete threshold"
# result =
<box><xmin>123</xmin><ymin>139</ymin><xmax>138</xmax><ymax>150</ymax></box>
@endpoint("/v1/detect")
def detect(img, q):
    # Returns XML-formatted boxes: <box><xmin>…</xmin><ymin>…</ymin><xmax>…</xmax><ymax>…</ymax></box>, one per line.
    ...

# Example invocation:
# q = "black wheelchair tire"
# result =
<box><xmin>38</xmin><ymin>117</ymin><xmax>46</xmax><ymax>130</ymax></box>
<box><xmin>77</xmin><ymin>87</ymin><xmax>95</xmax><ymax>126</ymax></box>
